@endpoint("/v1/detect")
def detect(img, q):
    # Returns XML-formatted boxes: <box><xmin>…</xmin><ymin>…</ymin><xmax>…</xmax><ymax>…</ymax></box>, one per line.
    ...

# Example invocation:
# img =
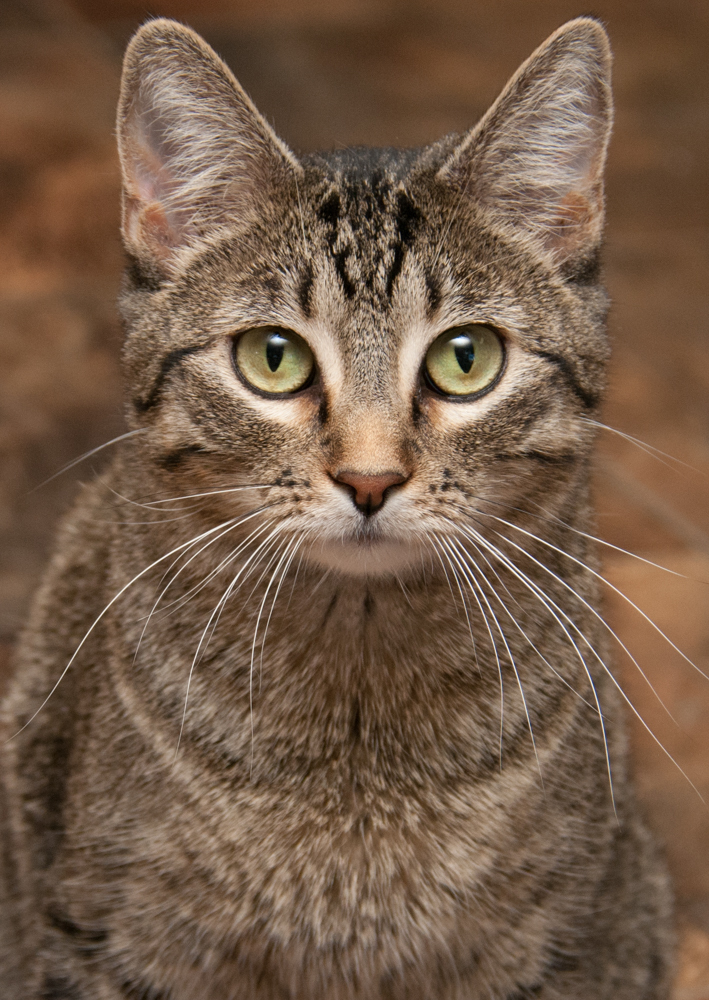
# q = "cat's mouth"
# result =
<box><xmin>306</xmin><ymin>519</ymin><xmax>422</xmax><ymax>577</ymax></box>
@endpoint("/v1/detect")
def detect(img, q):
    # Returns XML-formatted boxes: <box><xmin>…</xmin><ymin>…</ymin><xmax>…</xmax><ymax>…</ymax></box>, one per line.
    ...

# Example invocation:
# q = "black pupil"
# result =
<box><xmin>266</xmin><ymin>334</ymin><xmax>287</xmax><ymax>372</ymax></box>
<box><xmin>452</xmin><ymin>335</ymin><xmax>475</xmax><ymax>374</ymax></box>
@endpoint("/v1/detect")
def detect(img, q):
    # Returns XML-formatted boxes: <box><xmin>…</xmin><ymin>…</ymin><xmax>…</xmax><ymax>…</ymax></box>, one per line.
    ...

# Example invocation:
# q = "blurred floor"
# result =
<box><xmin>0</xmin><ymin>0</ymin><xmax>707</xmax><ymax>993</ymax></box>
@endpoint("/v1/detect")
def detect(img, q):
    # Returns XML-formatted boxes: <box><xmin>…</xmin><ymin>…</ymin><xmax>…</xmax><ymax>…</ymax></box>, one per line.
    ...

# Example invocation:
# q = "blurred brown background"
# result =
<box><xmin>1</xmin><ymin>0</ymin><xmax>707</xmax><ymax>993</ymax></box>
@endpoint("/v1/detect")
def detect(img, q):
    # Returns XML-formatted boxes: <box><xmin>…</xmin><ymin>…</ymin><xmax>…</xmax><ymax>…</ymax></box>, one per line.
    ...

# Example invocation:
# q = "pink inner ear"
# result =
<box><xmin>123</xmin><ymin>194</ymin><xmax>179</xmax><ymax>262</ymax></box>
<box><xmin>121</xmin><ymin>119</ymin><xmax>196</xmax><ymax>269</ymax></box>
<box><xmin>543</xmin><ymin>185</ymin><xmax>601</xmax><ymax>258</ymax></box>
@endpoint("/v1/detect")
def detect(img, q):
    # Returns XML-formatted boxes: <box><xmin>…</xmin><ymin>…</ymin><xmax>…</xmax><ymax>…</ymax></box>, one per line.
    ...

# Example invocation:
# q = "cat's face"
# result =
<box><xmin>118</xmin><ymin>18</ymin><xmax>612</xmax><ymax>578</ymax></box>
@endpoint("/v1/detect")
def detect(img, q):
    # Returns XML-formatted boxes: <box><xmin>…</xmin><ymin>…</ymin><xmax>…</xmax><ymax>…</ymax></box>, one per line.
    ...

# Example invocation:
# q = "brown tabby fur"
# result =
<box><xmin>0</xmin><ymin>17</ymin><xmax>673</xmax><ymax>999</ymax></box>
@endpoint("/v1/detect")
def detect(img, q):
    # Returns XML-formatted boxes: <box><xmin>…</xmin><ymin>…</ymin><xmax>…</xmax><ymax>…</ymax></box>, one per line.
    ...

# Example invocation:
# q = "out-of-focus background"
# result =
<box><xmin>0</xmin><ymin>0</ymin><xmax>707</xmax><ymax>992</ymax></box>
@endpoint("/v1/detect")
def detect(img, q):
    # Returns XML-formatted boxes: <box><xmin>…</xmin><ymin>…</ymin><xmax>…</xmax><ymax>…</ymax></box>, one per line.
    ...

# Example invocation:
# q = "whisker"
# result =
<box><xmin>433</xmin><ymin>534</ymin><xmax>504</xmax><ymax>761</ymax></box>
<box><xmin>456</xmin><ymin>533</ymin><xmax>597</xmax><ymax>715</ymax></box>
<box><xmin>142</xmin><ymin>484</ymin><xmax>274</xmax><ymax>508</ymax></box>
<box><xmin>453</xmin><ymin>523</ymin><xmax>620</xmax><ymax>811</ymax></box>
<box><xmin>248</xmin><ymin>536</ymin><xmax>302</xmax><ymax>770</ymax></box>
<box><xmin>29</xmin><ymin>428</ymin><xmax>147</xmax><ymax>492</ymax></box>
<box><xmin>464</xmin><ymin>519</ymin><xmax>675</xmax><ymax>722</ymax></box>
<box><xmin>285</xmin><ymin>546</ymin><xmax>307</xmax><ymax>612</ymax></box>
<box><xmin>457</xmin><ymin>520</ymin><xmax>704</xmax><ymax>805</ymax></box>
<box><xmin>258</xmin><ymin>533</ymin><xmax>305</xmax><ymax>688</ymax></box>
<box><xmin>133</xmin><ymin>512</ymin><xmax>279</xmax><ymax>665</ymax></box>
<box><xmin>195</xmin><ymin>531</ymin><xmax>288</xmax><ymax>684</ymax></box>
<box><xmin>174</xmin><ymin>525</ymin><xmax>286</xmax><ymax>758</ymax></box>
<box><xmin>395</xmin><ymin>572</ymin><xmax>415</xmax><ymax>609</ymax></box>
<box><xmin>428</xmin><ymin>535</ymin><xmax>479</xmax><ymax>671</ymax></box>
<box><xmin>443</xmin><ymin>536</ymin><xmax>544</xmax><ymax>786</ymax></box>
<box><xmin>140</xmin><ymin>504</ymin><xmax>282</xmax><ymax>626</ymax></box>
<box><xmin>474</xmin><ymin>521</ymin><xmax>676</xmax><ymax>725</ymax></box>
<box><xmin>469</xmin><ymin>493</ymin><xmax>699</xmax><ymax>582</ymax></box>
<box><xmin>103</xmin><ymin>482</ymin><xmax>202</xmax><ymax>515</ymax></box>
<box><xmin>7</xmin><ymin>518</ymin><xmax>241</xmax><ymax>742</ymax></box>
<box><xmin>134</xmin><ymin>516</ymin><xmax>246</xmax><ymax>659</ymax></box>
<box><xmin>479</xmin><ymin>511</ymin><xmax>708</xmax><ymax>687</ymax></box>
<box><xmin>584</xmin><ymin>417</ymin><xmax>705</xmax><ymax>476</ymax></box>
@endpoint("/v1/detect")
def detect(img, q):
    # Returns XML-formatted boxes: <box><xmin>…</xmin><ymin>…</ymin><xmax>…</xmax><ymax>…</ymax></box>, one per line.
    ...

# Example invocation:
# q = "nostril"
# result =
<box><xmin>333</xmin><ymin>470</ymin><xmax>408</xmax><ymax>514</ymax></box>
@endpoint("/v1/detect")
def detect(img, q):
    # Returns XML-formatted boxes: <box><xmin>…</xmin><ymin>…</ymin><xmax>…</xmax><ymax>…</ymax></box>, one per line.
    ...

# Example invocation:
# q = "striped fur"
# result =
<box><xmin>0</xmin><ymin>17</ymin><xmax>673</xmax><ymax>999</ymax></box>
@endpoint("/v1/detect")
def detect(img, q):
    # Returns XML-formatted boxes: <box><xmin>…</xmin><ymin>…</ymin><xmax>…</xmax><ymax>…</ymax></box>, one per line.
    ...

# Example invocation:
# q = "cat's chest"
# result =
<box><xmin>70</xmin><ymin>709</ymin><xmax>551</xmax><ymax>991</ymax></box>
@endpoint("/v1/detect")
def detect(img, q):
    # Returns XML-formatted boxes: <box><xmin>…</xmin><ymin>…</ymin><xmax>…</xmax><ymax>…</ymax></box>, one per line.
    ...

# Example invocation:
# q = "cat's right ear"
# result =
<box><xmin>117</xmin><ymin>19</ymin><xmax>300</xmax><ymax>277</ymax></box>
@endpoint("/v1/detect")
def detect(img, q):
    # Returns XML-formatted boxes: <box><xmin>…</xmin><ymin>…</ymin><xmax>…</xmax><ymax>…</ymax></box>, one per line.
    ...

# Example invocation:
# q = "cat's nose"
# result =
<box><xmin>333</xmin><ymin>470</ymin><xmax>408</xmax><ymax>515</ymax></box>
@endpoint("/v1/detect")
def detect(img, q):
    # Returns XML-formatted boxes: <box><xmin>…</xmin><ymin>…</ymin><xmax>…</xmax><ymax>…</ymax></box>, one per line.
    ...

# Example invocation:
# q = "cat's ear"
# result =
<box><xmin>117</xmin><ymin>19</ymin><xmax>299</xmax><ymax>275</ymax></box>
<box><xmin>439</xmin><ymin>18</ymin><xmax>612</xmax><ymax>267</ymax></box>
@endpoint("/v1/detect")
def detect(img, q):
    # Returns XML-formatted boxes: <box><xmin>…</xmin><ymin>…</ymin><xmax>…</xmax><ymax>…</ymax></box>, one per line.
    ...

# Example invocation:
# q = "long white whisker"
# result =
<box><xmin>584</xmin><ymin>417</ymin><xmax>704</xmax><ymax>476</ymax></box>
<box><xmin>455</xmin><ymin>523</ymin><xmax>619</xmax><ymax>810</ymax></box>
<box><xmin>460</xmin><ymin>520</ymin><xmax>703</xmax><ymax>804</ymax></box>
<box><xmin>199</xmin><ymin>531</ymin><xmax>287</xmax><ymax>663</ymax></box>
<box><xmin>174</xmin><ymin>525</ymin><xmax>285</xmax><ymax>758</ymax></box>
<box><xmin>285</xmin><ymin>546</ymin><xmax>308</xmax><ymax>612</ymax></box>
<box><xmin>475</xmin><ymin>520</ymin><xmax>675</xmax><ymax>723</ymax></box>
<box><xmin>429</xmin><ymin>536</ymin><xmax>479</xmax><ymax>671</ymax></box>
<box><xmin>433</xmin><ymin>534</ymin><xmax>504</xmax><ymax>762</ymax></box>
<box><xmin>134</xmin><ymin>515</ymin><xmax>245</xmax><ymax>658</ymax></box>
<box><xmin>444</xmin><ymin>536</ymin><xmax>544</xmax><ymax>786</ymax></box>
<box><xmin>248</xmin><ymin>536</ymin><xmax>301</xmax><ymax>771</ymax></box>
<box><xmin>478</xmin><ymin>511</ymin><xmax>707</xmax><ymax>688</ymax></box>
<box><xmin>457</xmin><ymin>533</ymin><xmax>596</xmax><ymax>714</ymax></box>
<box><xmin>470</xmin><ymin>493</ymin><xmax>701</xmax><ymax>582</ymax></box>
<box><xmin>133</xmin><ymin>513</ymin><xmax>276</xmax><ymax>665</ymax></box>
<box><xmin>30</xmin><ymin>428</ymin><xmax>147</xmax><ymax>492</ymax></box>
<box><xmin>142</xmin><ymin>484</ymin><xmax>274</xmax><ymax>507</ymax></box>
<box><xmin>7</xmin><ymin>519</ymin><xmax>239</xmax><ymax>741</ymax></box>
<box><xmin>140</xmin><ymin>507</ymin><xmax>281</xmax><ymax>625</ymax></box>
<box><xmin>259</xmin><ymin>534</ymin><xmax>304</xmax><ymax>689</ymax></box>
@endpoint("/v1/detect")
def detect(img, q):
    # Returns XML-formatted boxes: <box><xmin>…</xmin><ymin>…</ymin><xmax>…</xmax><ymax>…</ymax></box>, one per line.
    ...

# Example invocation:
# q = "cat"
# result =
<box><xmin>0</xmin><ymin>15</ymin><xmax>674</xmax><ymax>999</ymax></box>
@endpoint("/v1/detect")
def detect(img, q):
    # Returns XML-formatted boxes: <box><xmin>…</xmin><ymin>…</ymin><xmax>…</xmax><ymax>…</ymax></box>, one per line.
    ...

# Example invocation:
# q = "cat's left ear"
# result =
<box><xmin>439</xmin><ymin>18</ymin><xmax>612</xmax><ymax>267</ymax></box>
<box><xmin>117</xmin><ymin>19</ymin><xmax>300</xmax><ymax>276</ymax></box>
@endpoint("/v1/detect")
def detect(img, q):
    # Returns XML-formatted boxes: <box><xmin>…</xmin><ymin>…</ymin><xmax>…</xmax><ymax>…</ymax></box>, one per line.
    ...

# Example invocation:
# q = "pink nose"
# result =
<box><xmin>334</xmin><ymin>470</ymin><xmax>408</xmax><ymax>514</ymax></box>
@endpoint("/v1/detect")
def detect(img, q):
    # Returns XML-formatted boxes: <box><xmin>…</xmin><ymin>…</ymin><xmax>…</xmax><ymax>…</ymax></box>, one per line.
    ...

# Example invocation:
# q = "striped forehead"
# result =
<box><xmin>296</xmin><ymin>169</ymin><xmax>432</xmax><ymax>393</ymax></box>
<box><xmin>308</xmin><ymin>166</ymin><xmax>424</xmax><ymax>310</ymax></box>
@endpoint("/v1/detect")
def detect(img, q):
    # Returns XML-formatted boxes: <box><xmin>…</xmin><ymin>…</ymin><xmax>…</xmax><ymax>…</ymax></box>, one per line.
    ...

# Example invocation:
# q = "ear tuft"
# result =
<box><xmin>117</xmin><ymin>19</ymin><xmax>299</xmax><ymax>274</ymax></box>
<box><xmin>439</xmin><ymin>18</ymin><xmax>613</xmax><ymax>266</ymax></box>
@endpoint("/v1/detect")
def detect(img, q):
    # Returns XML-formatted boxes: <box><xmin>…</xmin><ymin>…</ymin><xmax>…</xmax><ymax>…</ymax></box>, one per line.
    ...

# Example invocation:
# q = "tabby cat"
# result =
<box><xmin>0</xmin><ymin>16</ymin><xmax>673</xmax><ymax>999</ymax></box>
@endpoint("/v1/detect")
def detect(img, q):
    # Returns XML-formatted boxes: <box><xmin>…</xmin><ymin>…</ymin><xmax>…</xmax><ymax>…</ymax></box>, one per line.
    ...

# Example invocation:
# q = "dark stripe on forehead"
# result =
<box><xmin>386</xmin><ymin>190</ymin><xmax>422</xmax><ymax>298</ymax></box>
<box><xmin>531</xmin><ymin>350</ymin><xmax>599</xmax><ymax>409</ymax></box>
<box><xmin>318</xmin><ymin>190</ymin><xmax>356</xmax><ymax>299</ymax></box>
<box><xmin>297</xmin><ymin>263</ymin><xmax>314</xmax><ymax>317</ymax></box>
<box><xmin>134</xmin><ymin>342</ymin><xmax>212</xmax><ymax>413</ymax></box>
<box><xmin>318</xmin><ymin>191</ymin><xmax>340</xmax><ymax>226</ymax></box>
<box><xmin>424</xmin><ymin>270</ymin><xmax>442</xmax><ymax>315</ymax></box>
<box><xmin>333</xmin><ymin>248</ymin><xmax>355</xmax><ymax>299</ymax></box>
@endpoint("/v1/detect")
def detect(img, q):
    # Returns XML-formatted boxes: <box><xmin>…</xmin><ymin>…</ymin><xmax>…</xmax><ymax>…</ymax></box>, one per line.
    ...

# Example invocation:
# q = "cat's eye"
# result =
<box><xmin>424</xmin><ymin>324</ymin><xmax>505</xmax><ymax>398</ymax></box>
<box><xmin>234</xmin><ymin>326</ymin><xmax>315</xmax><ymax>395</ymax></box>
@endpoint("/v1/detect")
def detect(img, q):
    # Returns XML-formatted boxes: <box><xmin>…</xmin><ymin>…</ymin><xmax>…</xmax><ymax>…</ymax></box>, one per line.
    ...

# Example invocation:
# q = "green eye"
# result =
<box><xmin>234</xmin><ymin>327</ymin><xmax>314</xmax><ymax>395</ymax></box>
<box><xmin>424</xmin><ymin>324</ymin><xmax>505</xmax><ymax>397</ymax></box>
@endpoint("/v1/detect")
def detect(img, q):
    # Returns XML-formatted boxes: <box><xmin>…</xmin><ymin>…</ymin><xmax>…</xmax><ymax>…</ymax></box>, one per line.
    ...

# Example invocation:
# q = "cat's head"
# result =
<box><xmin>117</xmin><ymin>17</ymin><xmax>612</xmax><ymax>577</ymax></box>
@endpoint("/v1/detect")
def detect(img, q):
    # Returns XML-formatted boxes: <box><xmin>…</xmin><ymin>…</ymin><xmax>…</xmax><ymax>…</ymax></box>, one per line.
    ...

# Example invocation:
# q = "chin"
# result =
<box><xmin>305</xmin><ymin>535</ymin><xmax>424</xmax><ymax>578</ymax></box>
